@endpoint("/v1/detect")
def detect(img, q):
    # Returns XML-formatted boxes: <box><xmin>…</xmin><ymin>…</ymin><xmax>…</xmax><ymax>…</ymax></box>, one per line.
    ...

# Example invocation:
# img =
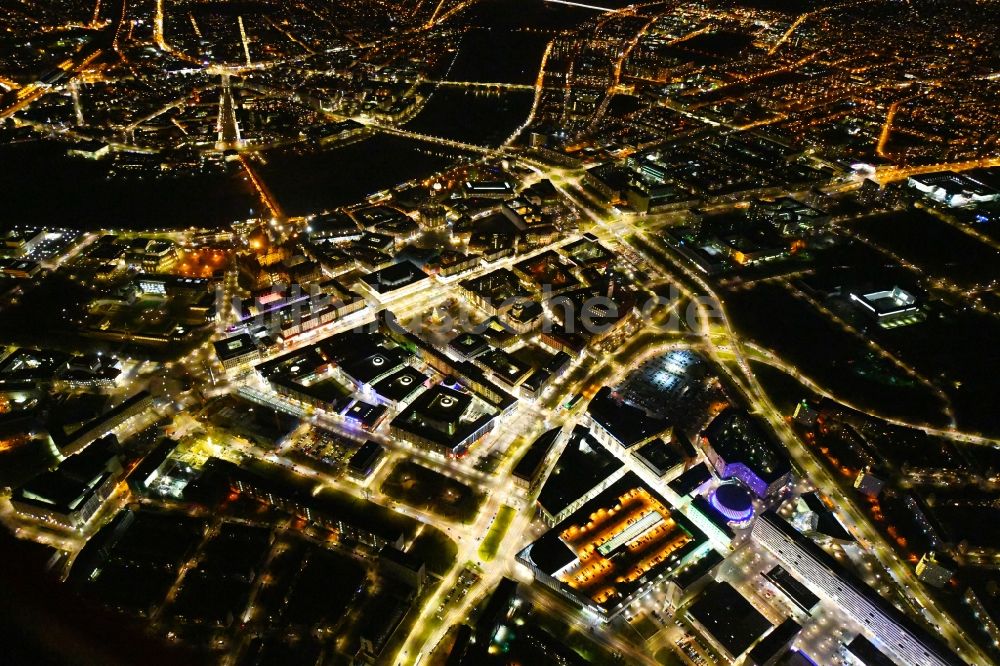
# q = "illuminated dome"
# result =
<box><xmin>710</xmin><ymin>483</ymin><xmax>754</xmax><ymax>523</ymax></box>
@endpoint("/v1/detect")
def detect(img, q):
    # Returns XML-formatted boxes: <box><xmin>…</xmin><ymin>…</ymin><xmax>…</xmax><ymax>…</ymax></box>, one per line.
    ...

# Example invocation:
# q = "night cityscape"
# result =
<box><xmin>1</xmin><ymin>0</ymin><xmax>1000</xmax><ymax>664</ymax></box>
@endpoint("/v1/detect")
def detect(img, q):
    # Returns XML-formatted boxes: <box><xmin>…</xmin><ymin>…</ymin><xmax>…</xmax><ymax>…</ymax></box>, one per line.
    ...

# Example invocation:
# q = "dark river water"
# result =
<box><xmin>406</xmin><ymin>86</ymin><xmax>535</xmax><ymax>147</ymax></box>
<box><xmin>0</xmin><ymin>141</ymin><xmax>259</xmax><ymax>231</ymax></box>
<box><xmin>255</xmin><ymin>134</ymin><xmax>466</xmax><ymax>217</ymax></box>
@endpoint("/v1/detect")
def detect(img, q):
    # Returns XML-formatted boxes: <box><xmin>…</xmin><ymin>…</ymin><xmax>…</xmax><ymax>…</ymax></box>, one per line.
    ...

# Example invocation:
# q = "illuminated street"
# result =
<box><xmin>2</xmin><ymin>0</ymin><xmax>1000</xmax><ymax>665</ymax></box>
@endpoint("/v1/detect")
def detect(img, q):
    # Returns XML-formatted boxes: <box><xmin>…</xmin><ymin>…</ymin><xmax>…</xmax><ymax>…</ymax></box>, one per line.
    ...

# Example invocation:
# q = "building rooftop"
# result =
<box><xmin>669</xmin><ymin>462</ymin><xmax>714</xmax><ymax>497</ymax></box>
<box><xmin>371</xmin><ymin>366</ymin><xmax>427</xmax><ymax>403</ymax></box>
<box><xmin>448</xmin><ymin>332</ymin><xmax>490</xmax><ymax>360</ymax></box>
<box><xmin>537</xmin><ymin>425</ymin><xmax>624</xmax><ymax>519</ymax></box>
<box><xmin>347</xmin><ymin>440</ymin><xmax>385</xmax><ymax>477</ymax></box>
<box><xmin>13</xmin><ymin>435</ymin><xmax>119</xmax><ymax>515</ymax></box>
<box><xmin>126</xmin><ymin>437</ymin><xmax>178</xmax><ymax>491</ymax></box>
<box><xmin>846</xmin><ymin>634</ymin><xmax>898</xmax><ymax>666</ymax></box>
<box><xmin>389</xmin><ymin>384</ymin><xmax>493</xmax><ymax>454</ymax></box>
<box><xmin>0</xmin><ymin>348</ymin><xmax>71</xmax><ymax>384</ymax></box>
<box><xmin>512</xmin><ymin>427</ymin><xmax>562</xmax><ymax>485</ymax></box>
<box><xmin>360</xmin><ymin>260</ymin><xmax>428</xmax><ymax>294</ymax></box>
<box><xmin>459</xmin><ymin>268</ymin><xmax>530</xmax><ymax>305</ymax></box>
<box><xmin>213</xmin><ymin>334</ymin><xmax>257</xmax><ymax>363</ymax></box>
<box><xmin>587</xmin><ymin>387</ymin><xmax>671</xmax><ymax>448</ymax></box>
<box><xmin>522</xmin><ymin>473</ymin><xmax>708</xmax><ymax>616</ymax></box>
<box><xmin>672</xmin><ymin>548</ymin><xmax>724</xmax><ymax>591</ymax></box>
<box><xmin>688</xmin><ymin>581</ymin><xmax>772</xmax><ymax>659</ymax></box>
<box><xmin>341</xmin><ymin>346</ymin><xmax>405</xmax><ymax>386</ymax></box>
<box><xmin>476</xmin><ymin>349</ymin><xmax>532</xmax><ymax>386</ymax></box>
<box><xmin>764</xmin><ymin>565</ymin><xmax>820</xmax><ymax>613</ymax></box>
<box><xmin>342</xmin><ymin>400</ymin><xmax>388</xmax><ymax>429</ymax></box>
<box><xmin>758</xmin><ymin>511</ymin><xmax>964</xmax><ymax>666</ymax></box>
<box><xmin>702</xmin><ymin>408</ymin><xmax>791</xmax><ymax>489</ymax></box>
<box><xmin>746</xmin><ymin>618</ymin><xmax>802</xmax><ymax>666</ymax></box>
<box><xmin>851</xmin><ymin>286</ymin><xmax>918</xmax><ymax>317</ymax></box>
<box><xmin>634</xmin><ymin>438</ymin><xmax>685</xmax><ymax>477</ymax></box>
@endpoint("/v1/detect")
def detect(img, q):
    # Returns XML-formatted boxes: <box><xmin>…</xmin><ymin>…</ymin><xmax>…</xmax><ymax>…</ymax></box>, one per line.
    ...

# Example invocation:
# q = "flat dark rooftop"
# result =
<box><xmin>587</xmin><ymin>387</ymin><xmax>670</xmax><ymax>448</ymax></box>
<box><xmin>537</xmin><ymin>425</ymin><xmax>623</xmax><ymax>517</ymax></box>
<box><xmin>390</xmin><ymin>384</ymin><xmax>492</xmax><ymax>453</ymax></box>
<box><xmin>448</xmin><ymin>332</ymin><xmax>490</xmax><ymax>359</ymax></box>
<box><xmin>764</xmin><ymin>565</ymin><xmax>820</xmax><ymax>613</ymax></box>
<box><xmin>522</xmin><ymin>533</ymin><xmax>577</xmax><ymax>574</ymax></box>
<box><xmin>669</xmin><ymin>462</ymin><xmax>713</xmax><ymax>496</ymax></box>
<box><xmin>317</xmin><ymin>329</ymin><xmax>389</xmax><ymax>364</ymax></box>
<box><xmin>213</xmin><ymin>334</ymin><xmax>256</xmax><ymax>362</ymax></box>
<box><xmin>703</xmin><ymin>408</ymin><xmax>790</xmax><ymax>483</ymax></box>
<box><xmin>13</xmin><ymin>435</ymin><xmax>119</xmax><ymax>513</ymax></box>
<box><xmin>512</xmin><ymin>426</ymin><xmax>562</xmax><ymax>485</ymax></box>
<box><xmin>459</xmin><ymin>268</ymin><xmax>529</xmax><ymax>302</ymax></box>
<box><xmin>846</xmin><ymin>634</ymin><xmax>898</xmax><ymax>666</ymax></box>
<box><xmin>361</xmin><ymin>260</ymin><xmax>427</xmax><ymax>294</ymax></box>
<box><xmin>635</xmin><ymin>438</ymin><xmax>685</xmax><ymax>476</ymax></box>
<box><xmin>343</xmin><ymin>400</ymin><xmax>387</xmax><ymax>428</ymax></box>
<box><xmin>341</xmin><ymin>346</ymin><xmax>405</xmax><ymax>386</ymax></box>
<box><xmin>348</xmin><ymin>440</ymin><xmax>384</xmax><ymax>475</ymax></box>
<box><xmin>418</xmin><ymin>384</ymin><xmax>473</xmax><ymax>422</ymax></box>
<box><xmin>672</xmin><ymin>548</ymin><xmax>724</xmax><ymax>591</ymax></box>
<box><xmin>688</xmin><ymin>581</ymin><xmax>772</xmax><ymax>659</ymax></box>
<box><xmin>372</xmin><ymin>366</ymin><xmax>427</xmax><ymax>403</ymax></box>
<box><xmin>256</xmin><ymin>345</ymin><xmax>328</xmax><ymax>380</ymax></box>
<box><xmin>747</xmin><ymin>618</ymin><xmax>802</xmax><ymax>666</ymax></box>
<box><xmin>309</xmin><ymin>211</ymin><xmax>361</xmax><ymax>235</ymax></box>
<box><xmin>14</xmin><ymin>469</ymin><xmax>111</xmax><ymax>512</ymax></box>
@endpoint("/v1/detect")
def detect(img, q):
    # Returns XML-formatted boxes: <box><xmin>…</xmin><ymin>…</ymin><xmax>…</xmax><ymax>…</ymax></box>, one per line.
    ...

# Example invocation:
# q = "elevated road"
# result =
<box><xmin>360</xmin><ymin>118</ymin><xmax>517</xmax><ymax>157</ymax></box>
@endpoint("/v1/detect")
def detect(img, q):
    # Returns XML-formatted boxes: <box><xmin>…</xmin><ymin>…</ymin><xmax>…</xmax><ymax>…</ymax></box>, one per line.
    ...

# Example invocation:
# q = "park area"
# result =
<box><xmin>479</xmin><ymin>505</ymin><xmax>516</xmax><ymax>562</ymax></box>
<box><xmin>381</xmin><ymin>461</ymin><xmax>484</xmax><ymax>524</ymax></box>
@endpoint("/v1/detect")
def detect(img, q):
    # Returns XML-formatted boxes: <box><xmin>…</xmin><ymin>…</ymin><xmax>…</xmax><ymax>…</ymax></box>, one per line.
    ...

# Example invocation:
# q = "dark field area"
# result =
<box><xmin>726</xmin><ymin>282</ymin><xmax>950</xmax><ymax>426</ymax></box>
<box><xmin>381</xmin><ymin>460</ymin><xmax>484</xmax><ymax>523</ymax></box>
<box><xmin>850</xmin><ymin>210</ymin><xmax>1000</xmax><ymax>289</ymax></box>
<box><xmin>876</xmin><ymin>305</ymin><xmax>1000</xmax><ymax>435</ymax></box>
<box><xmin>750</xmin><ymin>360</ymin><xmax>814</xmax><ymax>416</ymax></box>
<box><xmin>798</xmin><ymin>237</ymin><xmax>920</xmax><ymax>294</ymax></box>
